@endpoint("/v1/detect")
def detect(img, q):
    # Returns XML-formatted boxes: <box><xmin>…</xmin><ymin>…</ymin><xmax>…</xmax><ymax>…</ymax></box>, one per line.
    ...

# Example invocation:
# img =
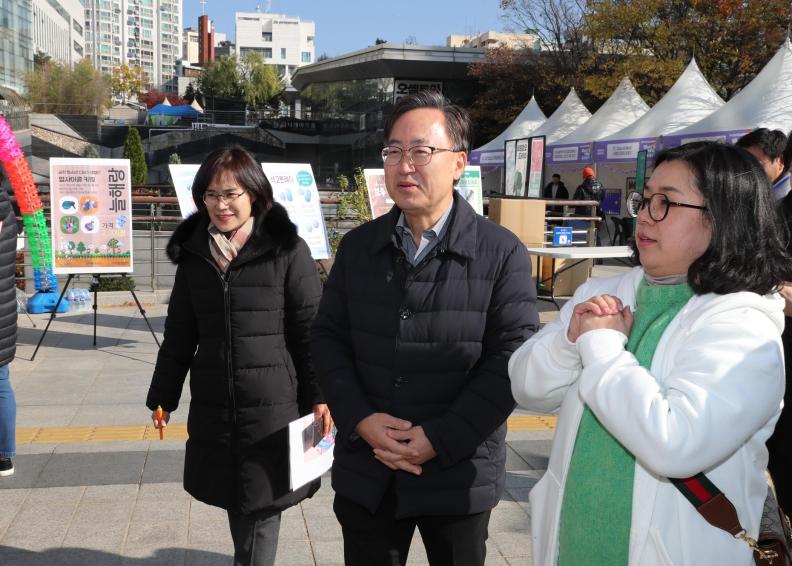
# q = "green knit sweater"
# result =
<box><xmin>557</xmin><ymin>280</ymin><xmax>694</xmax><ymax>566</ymax></box>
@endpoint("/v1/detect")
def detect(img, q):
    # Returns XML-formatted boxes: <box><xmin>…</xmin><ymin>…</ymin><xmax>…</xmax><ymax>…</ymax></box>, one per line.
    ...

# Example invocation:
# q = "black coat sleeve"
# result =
<box><xmin>420</xmin><ymin>241</ymin><xmax>540</xmax><ymax>468</ymax></box>
<box><xmin>284</xmin><ymin>238</ymin><xmax>324</xmax><ymax>415</ymax></box>
<box><xmin>311</xmin><ymin>236</ymin><xmax>376</xmax><ymax>441</ymax></box>
<box><xmin>146</xmin><ymin>263</ymin><xmax>198</xmax><ymax>412</ymax></box>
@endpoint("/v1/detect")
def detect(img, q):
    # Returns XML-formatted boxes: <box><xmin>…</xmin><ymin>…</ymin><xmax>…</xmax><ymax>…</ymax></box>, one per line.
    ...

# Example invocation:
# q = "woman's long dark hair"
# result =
<box><xmin>643</xmin><ymin>142</ymin><xmax>792</xmax><ymax>295</ymax></box>
<box><xmin>190</xmin><ymin>146</ymin><xmax>273</xmax><ymax>217</ymax></box>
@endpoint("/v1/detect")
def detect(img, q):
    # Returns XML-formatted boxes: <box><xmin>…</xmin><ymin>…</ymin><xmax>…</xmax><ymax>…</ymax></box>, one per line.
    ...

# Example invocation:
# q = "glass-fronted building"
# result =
<box><xmin>0</xmin><ymin>0</ymin><xmax>33</xmax><ymax>94</ymax></box>
<box><xmin>281</xmin><ymin>43</ymin><xmax>486</xmax><ymax>183</ymax></box>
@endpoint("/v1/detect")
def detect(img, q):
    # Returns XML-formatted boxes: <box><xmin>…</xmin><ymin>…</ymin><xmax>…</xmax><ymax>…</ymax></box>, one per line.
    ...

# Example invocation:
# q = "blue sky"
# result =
<box><xmin>184</xmin><ymin>0</ymin><xmax>509</xmax><ymax>58</ymax></box>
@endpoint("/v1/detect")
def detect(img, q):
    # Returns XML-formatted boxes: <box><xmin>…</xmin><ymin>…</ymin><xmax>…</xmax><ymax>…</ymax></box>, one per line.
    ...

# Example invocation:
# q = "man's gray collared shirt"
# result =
<box><xmin>394</xmin><ymin>201</ymin><xmax>454</xmax><ymax>266</ymax></box>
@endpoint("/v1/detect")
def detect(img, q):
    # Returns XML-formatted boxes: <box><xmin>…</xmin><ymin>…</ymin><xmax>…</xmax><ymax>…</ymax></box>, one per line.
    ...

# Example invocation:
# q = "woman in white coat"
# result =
<box><xmin>510</xmin><ymin>141</ymin><xmax>792</xmax><ymax>566</ymax></box>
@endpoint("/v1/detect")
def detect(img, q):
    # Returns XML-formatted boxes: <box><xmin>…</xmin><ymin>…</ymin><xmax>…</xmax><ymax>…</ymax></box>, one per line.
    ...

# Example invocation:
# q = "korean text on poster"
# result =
<box><xmin>363</xmin><ymin>169</ymin><xmax>393</xmax><ymax>219</ymax></box>
<box><xmin>49</xmin><ymin>158</ymin><xmax>133</xmax><ymax>274</ymax></box>
<box><xmin>261</xmin><ymin>163</ymin><xmax>330</xmax><ymax>260</ymax></box>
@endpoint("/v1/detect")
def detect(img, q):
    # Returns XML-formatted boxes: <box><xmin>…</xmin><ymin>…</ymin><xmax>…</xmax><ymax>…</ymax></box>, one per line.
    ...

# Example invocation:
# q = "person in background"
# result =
<box><xmin>312</xmin><ymin>90</ymin><xmax>539</xmax><ymax>566</ymax></box>
<box><xmin>768</xmin><ymin>130</ymin><xmax>792</xmax><ymax>518</ymax></box>
<box><xmin>146</xmin><ymin>146</ymin><xmax>331</xmax><ymax>566</ymax></box>
<box><xmin>543</xmin><ymin>173</ymin><xmax>569</xmax><ymax>200</ymax></box>
<box><xmin>574</xmin><ymin>167</ymin><xmax>604</xmax><ymax>245</ymax></box>
<box><xmin>736</xmin><ymin>128</ymin><xmax>791</xmax><ymax>201</ymax></box>
<box><xmin>510</xmin><ymin>142</ymin><xmax>792</xmax><ymax>565</ymax></box>
<box><xmin>0</xmin><ymin>170</ymin><xmax>18</xmax><ymax>478</ymax></box>
<box><xmin>543</xmin><ymin>173</ymin><xmax>569</xmax><ymax>218</ymax></box>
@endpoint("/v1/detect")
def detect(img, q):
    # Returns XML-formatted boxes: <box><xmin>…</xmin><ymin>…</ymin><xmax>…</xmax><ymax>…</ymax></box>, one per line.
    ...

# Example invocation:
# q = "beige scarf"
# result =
<box><xmin>207</xmin><ymin>217</ymin><xmax>254</xmax><ymax>272</ymax></box>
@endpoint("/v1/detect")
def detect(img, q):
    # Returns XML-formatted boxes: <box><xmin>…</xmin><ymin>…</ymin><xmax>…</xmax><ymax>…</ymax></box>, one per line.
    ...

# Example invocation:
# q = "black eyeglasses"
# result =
<box><xmin>381</xmin><ymin>145</ymin><xmax>457</xmax><ymax>167</ymax></box>
<box><xmin>627</xmin><ymin>191</ymin><xmax>707</xmax><ymax>222</ymax></box>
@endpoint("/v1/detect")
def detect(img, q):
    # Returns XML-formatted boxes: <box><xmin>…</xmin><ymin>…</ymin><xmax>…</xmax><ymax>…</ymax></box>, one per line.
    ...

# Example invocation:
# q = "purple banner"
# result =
<box><xmin>659</xmin><ymin>128</ymin><xmax>751</xmax><ymax>151</ymax></box>
<box><xmin>469</xmin><ymin>149</ymin><xmax>504</xmax><ymax>166</ymax></box>
<box><xmin>546</xmin><ymin>142</ymin><xmax>593</xmax><ymax>165</ymax></box>
<box><xmin>593</xmin><ymin>137</ymin><xmax>658</xmax><ymax>162</ymax></box>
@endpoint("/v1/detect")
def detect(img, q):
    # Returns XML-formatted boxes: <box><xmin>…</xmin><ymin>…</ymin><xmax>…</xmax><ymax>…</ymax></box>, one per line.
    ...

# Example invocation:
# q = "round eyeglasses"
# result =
<box><xmin>381</xmin><ymin>145</ymin><xmax>457</xmax><ymax>167</ymax></box>
<box><xmin>203</xmin><ymin>190</ymin><xmax>247</xmax><ymax>204</ymax></box>
<box><xmin>627</xmin><ymin>191</ymin><xmax>707</xmax><ymax>222</ymax></box>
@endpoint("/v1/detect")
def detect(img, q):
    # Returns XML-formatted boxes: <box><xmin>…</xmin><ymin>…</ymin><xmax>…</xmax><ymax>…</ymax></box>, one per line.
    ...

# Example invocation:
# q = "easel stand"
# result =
<box><xmin>31</xmin><ymin>273</ymin><xmax>161</xmax><ymax>361</ymax></box>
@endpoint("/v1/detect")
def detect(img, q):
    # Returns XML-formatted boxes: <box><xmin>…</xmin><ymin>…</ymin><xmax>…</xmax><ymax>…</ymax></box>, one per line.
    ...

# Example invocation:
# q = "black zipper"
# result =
<box><xmin>200</xmin><ymin>255</ymin><xmax>237</xmax><ymax>425</ymax></box>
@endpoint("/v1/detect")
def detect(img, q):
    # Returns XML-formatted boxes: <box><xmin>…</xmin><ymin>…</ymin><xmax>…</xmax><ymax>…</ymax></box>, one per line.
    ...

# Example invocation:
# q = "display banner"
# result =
<box><xmin>594</xmin><ymin>138</ymin><xmax>657</xmax><ymax>162</ymax></box>
<box><xmin>504</xmin><ymin>140</ymin><xmax>517</xmax><ymax>195</ymax></box>
<box><xmin>527</xmin><ymin>136</ymin><xmax>546</xmax><ymax>198</ymax></box>
<box><xmin>49</xmin><ymin>158</ymin><xmax>133</xmax><ymax>274</ymax></box>
<box><xmin>457</xmin><ymin>166</ymin><xmax>484</xmax><ymax>215</ymax></box>
<box><xmin>635</xmin><ymin>150</ymin><xmax>648</xmax><ymax>195</ymax></box>
<box><xmin>261</xmin><ymin>163</ymin><xmax>331</xmax><ymax>260</ymax></box>
<box><xmin>509</xmin><ymin>138</ymin><xmax>530</xmax><ymax>196</ymax></box>
<box><xmin>169</xmin><ymin>164</ymin><xmax>200</xmax><ymax>218</ymax></box>
<box><xmin>363</xmin><ymin>169</ymin><xmax>393</xmax><ymax>219</ymax></box>
<box><xmin>546</xmin><ymin>142</ymin><xmax>593</xmax><ymax>164</ymax></box>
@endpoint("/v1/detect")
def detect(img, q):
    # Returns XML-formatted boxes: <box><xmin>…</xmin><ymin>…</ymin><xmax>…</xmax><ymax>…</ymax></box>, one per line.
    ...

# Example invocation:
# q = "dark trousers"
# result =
<box><xmin>333</xmin><ymin>488</ymin><xmax>491</xmax><ymax>566</ymax></box>
<box><xmin>227</xmin><ymin>509</ymin><xmax>282</xmax><ymax>566</ymax></box>
<box><xmin>769</xmin><ymin>321</ymin><xmax>792</xmax><ymax>517</ymax></box>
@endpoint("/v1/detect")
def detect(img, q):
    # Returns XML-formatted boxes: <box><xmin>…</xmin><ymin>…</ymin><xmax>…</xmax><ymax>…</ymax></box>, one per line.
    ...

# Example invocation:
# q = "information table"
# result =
<box><xmin>525</xmin><ymin>245</ymin><xmax>634</xmax><ymax>308</ymax></box>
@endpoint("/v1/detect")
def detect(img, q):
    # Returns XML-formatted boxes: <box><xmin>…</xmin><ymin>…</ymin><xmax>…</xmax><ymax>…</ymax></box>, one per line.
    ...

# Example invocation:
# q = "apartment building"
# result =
<box><xmin>83</xmin><ymin>0</ymin><xmax>183</xmax><ymax>90</ymax></box>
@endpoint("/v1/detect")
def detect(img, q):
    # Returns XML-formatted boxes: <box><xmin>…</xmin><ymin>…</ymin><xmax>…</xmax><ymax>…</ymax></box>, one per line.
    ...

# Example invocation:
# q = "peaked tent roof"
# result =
<box><xmin>528</xmin><ymin>88</ymin><xmax>591</xmax><ymax>144</ymax></box>
<box><xmin>190</xmin><ymin>98</ymin><xmax>204</xmax><ymax>113</ymax></box>
<box><xmin>147</xmin><ymin>103</ymin><xmax>201</xmax><ymax>116</ymax></box>
<box><xmin>469</xmin><ymin>96</ymin><xmax>546</xmax><ymax>165</ymax></box>
<box><xmin>161</xmin><ymin>97</ymin><xmax>172</xmax><ymax>106</ymax></box>
<box><xmin>601</xmin><ymin>59</ymin><xmax>723</xmax><ymax>142</ymax></box>
<box><xmin>552</xmin><ymin>77</ymin><xmax>649</xmax><ymax>146</ymax></box>
<box><xmin>475</xmin><ymin>95</ymin><xmax>547</xmax><ymax>151</ymax></box>
<box><xmin>672</xmin><ymin>39</ymin><xmax>792</xmax><ymax>139</ymax></box>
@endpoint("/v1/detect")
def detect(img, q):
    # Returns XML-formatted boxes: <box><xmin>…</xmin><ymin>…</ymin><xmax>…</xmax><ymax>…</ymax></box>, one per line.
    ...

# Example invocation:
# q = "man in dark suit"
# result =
<box><xmin>543</xmin><ymin>173</ymin><xmax>568</xmax><ymax>217</ymax></box>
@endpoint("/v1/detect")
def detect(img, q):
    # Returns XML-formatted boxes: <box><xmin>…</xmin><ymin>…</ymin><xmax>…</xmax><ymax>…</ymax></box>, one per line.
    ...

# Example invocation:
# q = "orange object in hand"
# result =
<box><xmin>156</xmin><ymin>405</ymin><xmax>164</xmax><ymax>440</ymax></box>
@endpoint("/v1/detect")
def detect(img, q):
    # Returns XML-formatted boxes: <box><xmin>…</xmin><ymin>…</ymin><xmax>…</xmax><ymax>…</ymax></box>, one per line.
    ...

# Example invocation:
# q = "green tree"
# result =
<box><xmin>25</xmin><ymin>57</ymin><xmax>111</xmax><ymax>114</ymax></box>
<box><xmin>107</xmin><ymin>238</ymin><xmax>120</xmax><ymax>252</ymax></box>
<box><xmin>375</xmin><ymin>38</ymin><xmax>388</xmax><ymax>45</ymax></box>
<box><xmin>197</xmin><ymin>55</ymin><xmax>242</xmax><ymax>98</ymax></box>
<box><xmin>33</xmin><ymin>51</ymin><xmax>52</xmax><ymax>69</ymax></box>
<box><xmin>122</xmin><ymin>127</ymin><xmax>148</xmax><ymax>185</ymax></box>
<box><xmin>239</xmin><ymin>51</ymin><xmax>282</xmax><ymax>108</ymax></box>
<box><xmin>77</xmin><ymin>242</ymin><xmax>86</xmax><ymax>253</ymax></box>
<box><xmin>112</xmin><ymin>63</ymin><xmax>147</xmax><ymax>103</ymax></box>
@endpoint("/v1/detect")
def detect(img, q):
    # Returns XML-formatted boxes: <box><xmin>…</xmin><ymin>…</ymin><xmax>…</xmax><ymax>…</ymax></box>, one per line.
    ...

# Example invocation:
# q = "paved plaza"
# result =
<box><xmin>0</xmin><ymin>269</ymin><xmax>627</xmax><ymax>565</ymax></box>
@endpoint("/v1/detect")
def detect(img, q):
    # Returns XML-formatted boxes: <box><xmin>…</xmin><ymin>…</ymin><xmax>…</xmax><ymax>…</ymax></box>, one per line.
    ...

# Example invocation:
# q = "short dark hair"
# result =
<box><xmin>384</xmin><ymin>90</ymin><xmax>473</xmax><ymax>154</ymax></box>
<box><xmin>552</xmin><ymin>173</ymin><xmax>561</xmax><ymax>179</ymax></box>
<box><xmin>736</xmin><ymin>128</ymin><xmax>790</xmax><ymax>172</ymax></box>
<box><xmin>190</xmin><ymin>146</ymin><xmax>273</xmax><ymax>217</ymax></box>
<box><xmin>635</xmin><ymin>141</ymin><xmax>792</xmax><ymax>295</ymax></box>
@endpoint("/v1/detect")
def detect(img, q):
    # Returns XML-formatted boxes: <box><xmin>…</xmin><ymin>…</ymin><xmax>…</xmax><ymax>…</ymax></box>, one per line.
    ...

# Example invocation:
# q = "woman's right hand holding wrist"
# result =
<box><xmin>568</xmin><ymin>294</ymin><xmax>632</xmax><ymax>342</ymax></box>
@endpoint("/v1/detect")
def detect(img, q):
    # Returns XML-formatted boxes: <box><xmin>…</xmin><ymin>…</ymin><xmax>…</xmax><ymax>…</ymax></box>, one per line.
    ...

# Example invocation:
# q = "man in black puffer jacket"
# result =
<box><xmin>312</xmin><ymin>91</ymin><xmax>539</xmax><ymax>566</ymax></box>
<box><xmin>0</xmin><ymin>172</ymin><xmax>17</xmax><ymax>478</ymax></box>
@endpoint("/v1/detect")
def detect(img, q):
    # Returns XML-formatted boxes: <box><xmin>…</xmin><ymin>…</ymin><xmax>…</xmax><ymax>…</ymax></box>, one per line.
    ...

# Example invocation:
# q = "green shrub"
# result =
<box><xmin>93</xmin><ymin>275</ymin><xmax>136</xmax><ymax>292</ymax></box>
<box><xmin>122</xmin><ymin>127</ymin><xmax>147</xmax><ymax>184</ymax></box>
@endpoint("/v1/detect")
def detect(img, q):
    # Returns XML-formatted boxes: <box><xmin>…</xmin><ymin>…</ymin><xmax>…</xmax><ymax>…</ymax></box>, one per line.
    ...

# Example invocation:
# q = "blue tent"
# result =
<box><xmin>145</xmin><ymin>103</ymin><xmax>201</xmax><ymax>125</ymax></box>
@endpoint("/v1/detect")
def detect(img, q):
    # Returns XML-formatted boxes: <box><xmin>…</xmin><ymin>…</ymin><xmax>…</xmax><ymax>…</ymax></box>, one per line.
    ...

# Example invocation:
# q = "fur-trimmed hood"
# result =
<box><xmin>166</xmin><ymin>202</ymin><xmax>299</xmax><ymax>264</ymax></box>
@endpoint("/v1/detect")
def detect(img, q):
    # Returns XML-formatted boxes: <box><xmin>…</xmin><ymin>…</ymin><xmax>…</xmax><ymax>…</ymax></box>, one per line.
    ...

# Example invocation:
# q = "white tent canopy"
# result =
<box><xmin>552</xmin><ymin>77</ymin><xmax>649</xmax><ymax>147</ymax></box>
<box><xmin>529</xmin><ymin>88</ymin><xmax>591</xmax><ymax>144</ymax></box>
<box><xmin>601</xmin><ymin>59</ymin><xmax>724</xmax><ymax>142</ymax></box>
<box><xmin>469</xmin><ymin>95</ymin><xmax>546</xmax><ymax>165</ymax></box>
<box><xmin>670</xmin><ymin>39</ymin><xmax>792</xmax><ymax>141</ymax></box>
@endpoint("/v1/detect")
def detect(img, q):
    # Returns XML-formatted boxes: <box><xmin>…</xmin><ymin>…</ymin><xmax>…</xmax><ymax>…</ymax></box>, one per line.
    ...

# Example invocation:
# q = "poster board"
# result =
<box><xmin>601</xmin><ymin>189</ymin><xmax>622</xmax><ymax>216</ymax></box>
<box><xmin>288</xmin><ymin>413</ymin><xmax>336</xmax><ymax>490</ymax></box>
<box><xmin>261</xmin><ymin>163</ymin><xmax>331</xmax><ymax>260</ymax></box>
<box><xmin>168</xmin><ymin>164</ymin><xmax>200</xmax><ymax>218</ymax></box>
<box><xmin>363</xmin><ymin>169</ymin><xmax>393</xmax><ymax>219</ymax></box>
<box><xmin>508</xmin><ymin>138</ymin><xmax>530</xmax><ymax>196</ymax></box>
<box><xmin>526</xmin><ymin>136</ymin><xmax>546</xmax><ymax>198</ymax></box>
<box><xmin>49</xmin><ymin>158</ymin><xmax>133</xmax><ymax>274</ymax></box>
<box><xmin>457</xmin><ymin>166</ymin><xmax>484</xmax><ymax>215</ymax></box>
<box><xmin>503</xmin><ymin>140</ymin><xmax>517</xmax><ymax>196</ymax></box>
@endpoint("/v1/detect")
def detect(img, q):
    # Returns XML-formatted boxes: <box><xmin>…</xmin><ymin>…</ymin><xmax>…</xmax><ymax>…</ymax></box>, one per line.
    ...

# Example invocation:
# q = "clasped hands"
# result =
<box><xmin>355</xmin><ymin>412</ymin><xmax>436</xmax><ymax>476</ymax></box>
<box><xmin>567</xmin><ymin>294</ymin><xmax>633</xmax><ymax>343</ymax></box>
